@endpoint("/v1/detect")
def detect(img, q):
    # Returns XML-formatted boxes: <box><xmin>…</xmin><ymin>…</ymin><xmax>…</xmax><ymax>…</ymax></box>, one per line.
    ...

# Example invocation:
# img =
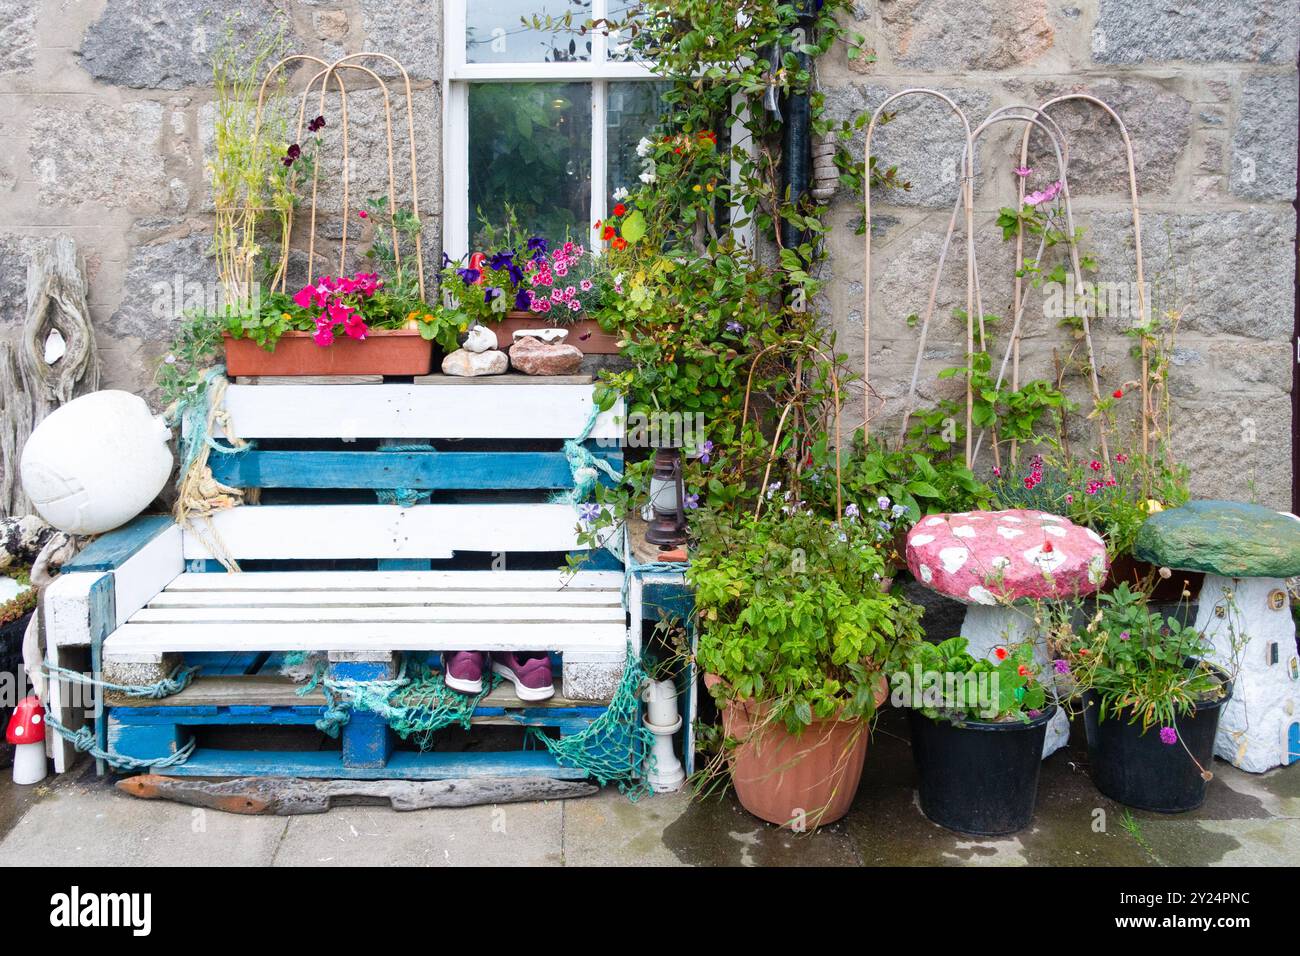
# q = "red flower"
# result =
<box><xmin>594</xmin><ymin>219</ymin><xmax>602</xmax><ymax>229</ymax></box>
<box><xmin>1018</xmin><ymin>664</ymin><xmax>1030</xmax><ymax>677</ymax></box>
<box><xmin>1042</xmin><ymin>540</ymin><xmax>1054</xmax><ymax>553</ymax></box>
<box><xmin>612</xmin><ymin>203</ymin><xmax>627</xmax><ymax>217</ymax></box>
<box><xmin>994</xmin><ymin>647</ymin><xmax>1009</xmax><ymax>661</ymax></box>
<box><xmin>1113</xmin><ymin>388</ymin><xmax>1124</xmax><ymax>399</ymax></box>
<box><xmin>602</xmin><ymin>225</ymin><xmax>616</xmax><ymax>240</ymax></box>
<box><xmin>698</xmin><ymin>130</ymin><xmax>717</xmax><ymax>145</ymax></box>
<box><xmin>612</xmin><ymin>236</ymin><xmax>628</xmax><ymax>251</ymax></box>
<box><xmin>1088</xmin><ymin>459</ymin><xmax>1103</xmax><ymax>472</ymax></box>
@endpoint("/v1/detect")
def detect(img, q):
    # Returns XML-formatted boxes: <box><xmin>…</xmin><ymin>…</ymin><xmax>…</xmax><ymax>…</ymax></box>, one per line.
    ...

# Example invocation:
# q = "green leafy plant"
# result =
<box><xmin>0</xmin><ymin>566</ymin><xmax>35</xmax><ymax>627</ymax></box>
<box><xmin>689</xmin><ymin>505</ymin><xmax>924</xmax><ymax>733</ymax></box>
<box><xmin>897</xmin><ymin>636</ymin><xmax>1047</xmax><ymax>723</ymax></box>
<box><xmin>1051</xmin><ymin>583</ymin><xmax>1226</xmax><ymax>733</ymax></box>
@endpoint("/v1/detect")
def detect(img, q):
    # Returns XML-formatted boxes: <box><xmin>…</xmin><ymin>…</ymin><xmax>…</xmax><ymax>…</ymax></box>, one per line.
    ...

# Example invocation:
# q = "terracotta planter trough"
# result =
<box><xmin>223</xmin><ymin>329</ymin><xmax>433</xmax><ymax>377</ymax></box>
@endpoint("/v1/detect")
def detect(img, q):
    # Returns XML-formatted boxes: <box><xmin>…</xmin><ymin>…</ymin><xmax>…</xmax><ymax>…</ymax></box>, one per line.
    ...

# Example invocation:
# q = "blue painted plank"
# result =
<box><xmin>149</xmin><ymin>749</ymin><xmax>590</xmax><ymax>780</ymax></box>
<box><xmin>88</xmin><ymin>573</ymin><xmax>115</xmax><ymax>776</ymax></box>
<box><xmin>332</xmin><ymin>660</ymin><xmax>395</xmax><ymax>769</ymax></box>
<box><xmin>208</xmin><ymin>447</ymin><xmax>623</xmax><ymax>491</ymax></box>
<box><xmin>63</xmin><ymin>515</ymin><xmax>175</xmax><ymax>572</ymax></box>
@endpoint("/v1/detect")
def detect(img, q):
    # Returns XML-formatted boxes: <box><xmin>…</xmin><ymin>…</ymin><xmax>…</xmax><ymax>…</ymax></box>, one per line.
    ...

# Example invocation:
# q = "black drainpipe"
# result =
<box><xmin>779</xmin><ymin>0</ymin><xmax>815</xmax><ymax>256</ymax></box>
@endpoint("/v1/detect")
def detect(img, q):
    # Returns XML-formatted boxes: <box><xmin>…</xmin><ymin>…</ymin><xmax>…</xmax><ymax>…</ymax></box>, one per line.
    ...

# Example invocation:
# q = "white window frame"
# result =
<box><xmin>441</xmin><ymin>0</ymin><xmax>755</xmax><ymax>260</ymax></box>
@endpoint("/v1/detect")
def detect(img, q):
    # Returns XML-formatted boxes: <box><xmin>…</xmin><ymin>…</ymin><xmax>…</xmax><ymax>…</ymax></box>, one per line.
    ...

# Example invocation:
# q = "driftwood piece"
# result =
<box><xmin>0</xmin><ymin>343</ymin><xmax>34</xmax><ymax>516</ymax></box>
<box><xmin>117</xmin><ymin>774</ymin><xmax>600</xmax><ymax>815</ymax></box>
<box><xmin>1</xmin><ymin>237</ymin><xmax>100</xmax><ymax>518</ymax></box>
<box><xmin>20</xmin><ymin>237</ymin><xmax>100</xmax><ymax>419</ymax></box>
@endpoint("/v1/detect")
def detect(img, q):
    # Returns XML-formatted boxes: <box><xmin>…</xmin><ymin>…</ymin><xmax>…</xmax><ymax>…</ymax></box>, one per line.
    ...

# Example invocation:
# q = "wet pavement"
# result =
<box><xmin>1</xmin><ymin>709</ymin><xmax>1295</xmax><ymax>866</ymax></box>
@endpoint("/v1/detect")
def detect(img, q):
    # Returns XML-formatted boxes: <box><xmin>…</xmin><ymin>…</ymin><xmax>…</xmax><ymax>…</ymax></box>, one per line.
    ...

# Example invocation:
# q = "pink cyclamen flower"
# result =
<box><xmin>1014</xmin><ymin>166</ymin><xmax>1033</xmax><ymax>178</ymax></box>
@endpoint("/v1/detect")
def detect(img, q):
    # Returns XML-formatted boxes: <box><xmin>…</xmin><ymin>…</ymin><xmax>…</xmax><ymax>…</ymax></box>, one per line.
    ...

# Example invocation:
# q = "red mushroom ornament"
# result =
<box><xmin>906</xmin><ymin>509</ymin><xmax>1109</xmax><ymax>758</ymax></box>
<box><xmin>7</xmin><ymin>696</ymin><xmax>48</xmax><ymax>785</ymax></box>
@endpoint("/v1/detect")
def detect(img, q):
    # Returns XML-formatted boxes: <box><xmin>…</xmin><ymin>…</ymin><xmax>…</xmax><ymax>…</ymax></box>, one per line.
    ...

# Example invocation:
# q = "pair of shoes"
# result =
<box><xmin>444</xmin><ymin>650</ymin><xmax>555</xmax><ymax>701</ymax></box>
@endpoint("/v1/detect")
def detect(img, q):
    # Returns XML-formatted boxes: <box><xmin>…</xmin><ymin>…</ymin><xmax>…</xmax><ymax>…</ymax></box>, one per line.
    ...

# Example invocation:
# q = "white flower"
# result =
<box><xmin>635</xmin><ymin>137</ymin><xmax>653</xmax><ymax>158</ymax></box>
<box><xmin>163</xmin><ymin>354</ymin><xmax>177</xmax><ymax>365</ymax></box>
<box><xmin>638</xmin><ymin>170</ymin><xmax>656</xmax><ymax>185</ymax></box>
<box><xmin>877</xmin><ymin>495</ymin><xmax>891</xmax><ymax>511</ymax></box>
<box><xmin>612</xmin><ymin>186</ymin><xmax>629</xmax><ymax>201</ymax></box>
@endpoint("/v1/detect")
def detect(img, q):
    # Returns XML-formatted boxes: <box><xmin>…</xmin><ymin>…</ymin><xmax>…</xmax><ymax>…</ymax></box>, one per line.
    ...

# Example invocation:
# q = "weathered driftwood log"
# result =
<box><xmin>0</xmin><ymin>343</ymin><xmax>34</xmax><ymax>516</ymax></box>
<box><xmin>20</xmin><ymin>236</ymin><xmax>99</xmax><ymax>419</ymax></box>
<box><xmin>1</xmin><ymin>238</ymin><xmax>100</xmax><ymax>518</ymax></box>
<box><xmin>117</xmin><ymin>774</ymin><xmax>600</xmax><ymax>815</ymax></box>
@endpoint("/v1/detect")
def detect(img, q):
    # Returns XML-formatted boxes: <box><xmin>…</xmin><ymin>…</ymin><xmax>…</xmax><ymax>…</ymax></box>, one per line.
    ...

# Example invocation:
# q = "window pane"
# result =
<box><xmin>466</xmin><ymin>1</ymin><xmax>593</xmax><ymax>64</ymax></box>
<box><xmin>606</xmin><ymin>81</ymin><xmax>672</xmax><ymax>199</ymax></box>
<box><xmin>468</xmin><ymin>83</ymin><xmax>592</xmax><ymax>248</ymax></box>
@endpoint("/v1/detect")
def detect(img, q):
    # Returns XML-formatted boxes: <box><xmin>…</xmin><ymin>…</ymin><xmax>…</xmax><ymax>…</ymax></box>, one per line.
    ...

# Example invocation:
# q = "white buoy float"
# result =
<box><xmin>20</xmin><ymin>390</ymin><xmax>173</xmax><ymax>535</ymax></box>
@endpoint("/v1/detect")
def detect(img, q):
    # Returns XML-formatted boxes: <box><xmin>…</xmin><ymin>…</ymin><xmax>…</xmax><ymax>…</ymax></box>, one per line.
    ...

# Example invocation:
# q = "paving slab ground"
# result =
<box><xmin>1</xmin><ymin>710</ymin><xmax>1296</xmax><ymax>866</ymax></box>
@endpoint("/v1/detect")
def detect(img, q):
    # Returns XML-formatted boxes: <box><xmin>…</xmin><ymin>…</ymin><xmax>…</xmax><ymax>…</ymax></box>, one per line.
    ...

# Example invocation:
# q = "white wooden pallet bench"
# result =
<box><xmin>42</xmin><ymin>377</ymin><xmax>663</xmax><ymax>780</ymax></box>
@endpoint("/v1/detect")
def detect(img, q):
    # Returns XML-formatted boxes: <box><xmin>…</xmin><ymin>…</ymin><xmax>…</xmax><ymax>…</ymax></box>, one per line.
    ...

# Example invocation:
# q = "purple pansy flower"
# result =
<box><xmin>489</xmin><ymin>251</ymin><xmax>515</xmax><ymax>271</ymax></box>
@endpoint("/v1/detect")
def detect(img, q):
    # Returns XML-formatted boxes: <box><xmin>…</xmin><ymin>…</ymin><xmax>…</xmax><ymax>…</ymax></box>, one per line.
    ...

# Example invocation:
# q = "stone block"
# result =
<box><xmin>1092</xmin><ymin>0</ymin><xmax>1299</xmax><ymax>64</ymax></box>
<box><xmin>1231</xmin><ymin>72</ymin><xmax>1299</xmax><ymax>201</ymax></box>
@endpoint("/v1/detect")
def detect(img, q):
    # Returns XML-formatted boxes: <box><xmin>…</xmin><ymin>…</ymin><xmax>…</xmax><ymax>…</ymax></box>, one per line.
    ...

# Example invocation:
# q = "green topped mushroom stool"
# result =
<box><xmin>1135</xmin><ymin>500</ymin><xmax>1300</xmax><ymax>773</ymax></box>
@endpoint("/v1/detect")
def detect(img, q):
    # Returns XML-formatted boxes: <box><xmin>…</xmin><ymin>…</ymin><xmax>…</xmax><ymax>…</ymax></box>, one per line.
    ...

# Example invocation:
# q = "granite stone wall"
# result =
<box><xmin>0</xmin><ymin>0</ymin><xmax>1295</xmax><ymax>507</ymax></box>
<box><xmin>820</xmin><ymin>0</ymin><xmax>1298</xmax><ymax>507</ymax></box>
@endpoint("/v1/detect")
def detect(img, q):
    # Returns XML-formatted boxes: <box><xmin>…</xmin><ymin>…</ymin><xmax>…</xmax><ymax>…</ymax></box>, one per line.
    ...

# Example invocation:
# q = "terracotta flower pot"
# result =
<box><xmin>709</xmin><ymin>674</ymin><xmax>884</xmax><ymax>828</ymax></box>
<box><xmin>223</xmin><ymin>328</ymin><xmax>433</xmax><ymax>377</ymax></box>
<box><xmin>484</xmin><ymin>311</ymin><xmax>621</xmax><ymax>354</ymax></box>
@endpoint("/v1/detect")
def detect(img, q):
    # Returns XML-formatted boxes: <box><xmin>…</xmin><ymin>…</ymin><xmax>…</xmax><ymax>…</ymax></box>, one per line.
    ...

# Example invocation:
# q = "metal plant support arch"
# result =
<box><xmin>254</xmin><ymin>52</ymin><xmax>426</xmax><ymax>301</ymax></box>
<box><xmin>863</xmin><ymin>89</ymin><xmax>979</xmax><ymax>466</ymax></box>
<box><xmin>863</xmin><ymin>93</ymin><xmax>1149</xmax><ymax>477</ymax></box>
<box><xmin>894</xmin><ymin>105</ymin><xmax>1075</xmax><ymax>474</ymax></box>
<box><xmin>1013</xmin><ymin>95</ymin><xmax>1150</xmax><ymax>466</ymax></box>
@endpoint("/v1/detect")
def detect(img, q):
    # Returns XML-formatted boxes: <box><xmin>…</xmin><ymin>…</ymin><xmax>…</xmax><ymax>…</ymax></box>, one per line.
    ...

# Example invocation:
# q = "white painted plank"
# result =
<box><xmin>43</xmin><ymin>572</ymin><xmax>103</xmax><ymax>648</ymax></box>
<box><xmin>180</xmin><ymin>505</ymin><xmax>598</xmax><ymax>561</ymax></box>
<box><xmin>46</xmin><ymin>642</ymin><xmax>84</xmax><ymax>774</ymax></box>
<box><xmin>103</xmin><ymin>622</ymin><xmax>627</xmax><ymax>662</ymax></box>
<box><xmin>163</xmin><ymin>570</ymin><xmax>623</xmax><ymax>592</ymax></box>
<box><xmin>112</xmin><ymin>524</ymin><xmax>184</xmax><ymax>628</ymax></box>
<box><xmin>129</xmin><ymin>605</ymin><xmax>626</xmax><ymax>625</ymax></box>
<box><xmin>148</xmin><ymin>589</ymin><xmax>620</xmax><ymax>608</ymax></box>
<box><xmin>211</xmin><ymin>383</ymin><xmax>624</xmax><ymax>440</ymax></box>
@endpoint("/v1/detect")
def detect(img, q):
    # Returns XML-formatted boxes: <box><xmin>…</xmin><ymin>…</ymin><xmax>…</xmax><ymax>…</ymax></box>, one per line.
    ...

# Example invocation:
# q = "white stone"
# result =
<box><xmin>1196</xmin><ymin>574</ymin><xmax>1300</xmax><ymax>773</ymax></box>
<box><xmin>441</xmin><ymin>349</ymin><xmax>508</xmax><ymax>377</ymax></box>
<box><xmin>43</xmin><ymin>329</ymin><xmax>66</xmax><ymax>364</ymax></box>
<box><xmin>512</xmin><ymin>327</ymin><xmax>568</xmax><ymax>344</ymax></box>
<box><xmin>463</xmin><ymin>325</ymin><xmax>497</xmax><ymax>353</ymax></box>
<box><xmin>960</xmin><ymin>604</ymin><xmax>1070</xmax><ymax>759</ymax></box>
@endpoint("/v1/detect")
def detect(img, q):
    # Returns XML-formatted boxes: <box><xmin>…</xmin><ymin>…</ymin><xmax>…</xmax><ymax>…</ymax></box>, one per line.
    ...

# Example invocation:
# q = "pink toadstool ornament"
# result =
<box><xmin>906</xmin><ymin>509</ymin><xmax>1109</xmax><ymax>758</ymax></box>
<box><xmin>7</xmin><ymin>696</ymin><xmax>48</xmax><ymax>785</ymax></box>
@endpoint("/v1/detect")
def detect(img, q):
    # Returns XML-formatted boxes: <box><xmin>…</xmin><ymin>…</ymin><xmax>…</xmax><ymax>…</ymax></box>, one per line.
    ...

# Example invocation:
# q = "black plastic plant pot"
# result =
<box><xmin>1082</xmin><ymin>672</ymin><xmax>1231</xmax><ymax>813</ymax></box>
<box><xmin>908</xmin><ymin>706</ymin><xmax>1055</xmax><ymax>836</ymax></box>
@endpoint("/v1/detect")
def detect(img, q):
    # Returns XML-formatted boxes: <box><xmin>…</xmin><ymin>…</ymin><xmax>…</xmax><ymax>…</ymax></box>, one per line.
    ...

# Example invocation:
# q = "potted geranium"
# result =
<box><xmin>221</xmin><ymin>270</ymin><xmax>464</xmax><ymax>376</ymax></box>
<box><xmin>1056</xmin><ymin>583</ymin><xmax>1233</xmax><ymax>812</ymax></box>
<box><xmin>690</xmin><ymin>502</ymin><xmax>924</xmax><ymax>828</ymax></box>
<box><xmin>442</xmin><ymin>227</ymin><xmax>620</xmax><ymax>354</ymax></box>
<box><xmin>896</xmin><ymin>637</ymin><xmax>1054</xmax><ymax>835</ymax></box>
